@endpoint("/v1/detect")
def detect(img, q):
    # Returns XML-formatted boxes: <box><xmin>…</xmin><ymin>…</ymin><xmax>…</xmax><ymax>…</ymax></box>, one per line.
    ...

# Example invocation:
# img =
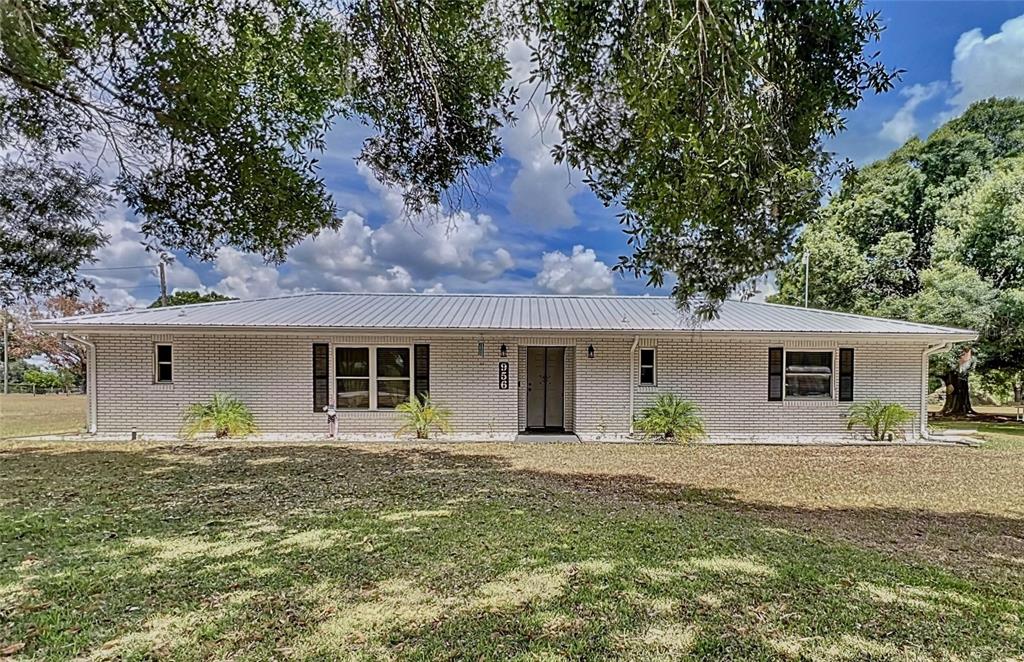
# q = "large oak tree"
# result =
<box><xmin>1</xmin><ymin>0</ymin><xmax>895</xmax><ymax>312</ymax></box>
<box><xmin>772</xmin><ymin>99</ymin><xmax>1024</xmax><ymax>416</ymax></box>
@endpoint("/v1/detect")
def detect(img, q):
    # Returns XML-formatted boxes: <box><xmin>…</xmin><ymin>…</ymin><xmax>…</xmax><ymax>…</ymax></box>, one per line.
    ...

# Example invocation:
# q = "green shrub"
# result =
<box><xmin>846</xmin><ymin>399</ymin><xmax>915</xmax><ymax>441</ymax></box>
<box><xmin>181</xmin><ymin>393</ymin><xmax>258</xmax><ymax>439</ymax></box>
<box><xmin>634</xmin><ymin>394</ymin><xmax>705</xmax><ymax>442</ymax></box>
<box><xmin>396</xmin><ymin>394</ymin><xmax>452</xmax><ymax>439</ymax></box>
<box><xmin>23</xmin><ymin>368</ymin><xmax>72</xmax><ymax>390</ymax></box>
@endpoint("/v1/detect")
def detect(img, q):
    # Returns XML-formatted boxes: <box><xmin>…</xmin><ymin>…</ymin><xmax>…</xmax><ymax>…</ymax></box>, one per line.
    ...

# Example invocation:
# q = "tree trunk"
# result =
<box><xmin>940</xmin><ymin>370</ymin><xmax>974</xmax><ymax>416</ymax></box>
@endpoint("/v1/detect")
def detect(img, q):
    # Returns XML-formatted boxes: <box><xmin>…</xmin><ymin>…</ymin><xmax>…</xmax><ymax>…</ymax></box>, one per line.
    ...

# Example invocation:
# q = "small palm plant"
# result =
<box><xmin>846</xmin><ymin>399</ymin><xmax>915</xmax><ymax>441</ymax></box>
<box><xmin>181</xmin><ymin>393</ymin><xmax>258</xmax><ymax>439</ymax></box>
<box><xmin>634</xmin><ymin>394</ymin><xmax>706</xmax><ymax>442</ymax></box>
<box><xmin>396</xmin><ymin>394</ymin><xmax>452</xmax><ymax>439</ymax></box>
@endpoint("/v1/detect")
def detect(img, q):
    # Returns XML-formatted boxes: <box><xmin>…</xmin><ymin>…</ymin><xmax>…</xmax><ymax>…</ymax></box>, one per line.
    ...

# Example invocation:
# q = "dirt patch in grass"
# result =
<box><xmin>1</xmin><ymin>441</ymin><xmax>1022</xmax><ymax>659</ymax></box>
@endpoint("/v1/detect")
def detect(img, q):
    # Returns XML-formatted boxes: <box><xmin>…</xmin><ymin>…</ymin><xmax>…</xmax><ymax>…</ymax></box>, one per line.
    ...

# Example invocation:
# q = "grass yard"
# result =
<box><xmin>2</xmin><ymin>441</ymin><xmax>1023</xmax><ymax>660</ymax></box>
<box><xmin>0</xmin><ymin>395</ymin><xmax>86</xmax><ymax>440</ymax></box>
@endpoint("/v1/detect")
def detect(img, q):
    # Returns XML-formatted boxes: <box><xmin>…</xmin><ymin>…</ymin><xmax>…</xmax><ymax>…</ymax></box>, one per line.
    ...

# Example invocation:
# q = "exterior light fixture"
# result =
<box><xmin>500</xmin><ymin>343</ymin><xmax>507</xmax><ymax>358</ymax></box>
<box><xmin>478</xmin><ymin>340</ymin><xmax>485</xmax><ymax>357</ymax></box>
<box><xmin>587</xmin><ymin>344</ymin><xmax>595</xmax><ymax>359</ymax></box>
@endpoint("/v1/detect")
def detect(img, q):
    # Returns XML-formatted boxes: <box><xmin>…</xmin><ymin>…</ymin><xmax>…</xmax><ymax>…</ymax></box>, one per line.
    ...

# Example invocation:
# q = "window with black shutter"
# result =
<box><xmin>839</xmin><ymin>348</ymin><xmax>855</xmax><ymax>401</ymax></box>
<box><xmin>768</xmin><ymin>347</ymin><xmax>783</xmax><ymax>401</ymax></box>
<box><xmin>312</xmin><ymin>343</ymin><xmax>329</xmax><ymax>412</ymax></box>
<box><xmin>414</xmin><ymin>344</ymin><xmax>430</xmax><ymax>401</ymax></box>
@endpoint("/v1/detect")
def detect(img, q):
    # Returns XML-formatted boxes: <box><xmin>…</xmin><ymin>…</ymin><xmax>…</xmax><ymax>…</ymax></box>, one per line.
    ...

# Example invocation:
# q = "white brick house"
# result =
<box><xmin>34</xmin><ymin>292</ymin><xmax>975</xmax><ymax>442</ymax></box>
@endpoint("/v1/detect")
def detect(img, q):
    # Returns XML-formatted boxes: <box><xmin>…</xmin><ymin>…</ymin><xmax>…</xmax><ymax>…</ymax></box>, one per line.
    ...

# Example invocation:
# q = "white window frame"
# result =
<box><xmin>783</xmin><ymin>348</ymin><xmax>835</xmax><ymax>401</ymax></box>
<box><xmin>154</xmin><ymin>343</ymin><xmax>173</xmax><ymax>383</ymax></box>
<box><xmin>334</xmin><ymin>344</ymin><xmax>413</xmax><ymax>410</ymax></box>
<box><xmin>638</xmin><ymin>347</ymin><xmax>657</xmax><ymax>386</ymax></box>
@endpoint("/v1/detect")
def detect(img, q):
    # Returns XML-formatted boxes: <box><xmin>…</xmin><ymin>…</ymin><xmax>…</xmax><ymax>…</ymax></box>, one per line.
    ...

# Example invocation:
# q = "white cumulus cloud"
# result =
<box><xmin>502</xmin><ymin>39</ymin><xmax>580</xmax><ymax>230</ymax></box>
<box><xmin>213</xmin><ymin>248</ymin><xmax>284</xmax><ymax>299</ymax></box>
<box><xmin>879</xmin><ymin>82</ymin><xmax>945</xmax><ymax>144</ymax></box>
<box><xmin>83</xmin><ymin>209</ymin><xmax>202</xmax><ymax>308</ymax></box>
<box><xmin>536</xmin><ymin>245</ymin><xmax>614</xmax><ymax>294</ymax></box>
<box><xmin>951</xmin><ymin>15</ymin><xmax>1024</xmax><ymax>111</ymax></box>
<box><xmin>372</xmin><ymin>213</ymin><xmax>515</xmax><ymax>282</ymax></box>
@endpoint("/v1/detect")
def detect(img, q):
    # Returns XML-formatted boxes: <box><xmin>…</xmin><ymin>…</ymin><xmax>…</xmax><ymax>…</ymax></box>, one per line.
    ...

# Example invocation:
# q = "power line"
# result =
<box><xmin>79</xmin><ymin>264</ymin><xmax>156</xmax><ymax>272</ymax></box>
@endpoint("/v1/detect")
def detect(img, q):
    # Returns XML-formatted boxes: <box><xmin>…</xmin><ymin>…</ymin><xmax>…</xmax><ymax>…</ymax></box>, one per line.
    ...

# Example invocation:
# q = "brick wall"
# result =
<box><xmin>585</xmin><ymin>336</ymin><xmax>926</xmax><ymax>442</ymax></box>
<box><xmin>574</xmin><ymin>338</ymin><xmax>633</xmax><ymax>436</ymax></box>
<box><xmin>89</xmin><ymin>332</ymin><xmax>929</xmax><ymax>441</ymax></box>
<box><xmin>92</xmin><ymin>334</ymin><xmax>518</xmax><ymax>438</ymax></box>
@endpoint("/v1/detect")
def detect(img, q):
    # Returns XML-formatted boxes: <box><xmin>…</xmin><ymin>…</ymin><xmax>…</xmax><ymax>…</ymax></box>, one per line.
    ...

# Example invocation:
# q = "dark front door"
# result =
<box><xmin>526</xmin><ymin>347</ymin><xmax>565</xmax><ymax>430</ymax></box>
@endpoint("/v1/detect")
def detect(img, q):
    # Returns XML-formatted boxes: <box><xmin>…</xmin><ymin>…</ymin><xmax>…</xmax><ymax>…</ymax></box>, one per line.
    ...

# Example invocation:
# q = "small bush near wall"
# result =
<box><xmin>634</xmin><ymin>394</ymin><xmax>706</xmax><ymax>443</ymax></box>
<box><xmin>181</xmin><ymin>394</ymin><xmax>258</xmax><ymax>439</ymax></box>
<box><xmin>396</xmin><ymin>394</ymin><xmax>452</xmax><ymax>440</ymax></box>
<box><xmin>846</xmin><ymin>400</ymin><xmax>915</xmax><ymax>441</ymax></box>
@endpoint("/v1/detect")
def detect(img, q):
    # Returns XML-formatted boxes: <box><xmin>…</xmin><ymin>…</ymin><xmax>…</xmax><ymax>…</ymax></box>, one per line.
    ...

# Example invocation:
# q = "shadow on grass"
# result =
<box><xmin>1</xmin><ymin>443</ymin><xmax>1023</xmax><ymax>659</ymax></box>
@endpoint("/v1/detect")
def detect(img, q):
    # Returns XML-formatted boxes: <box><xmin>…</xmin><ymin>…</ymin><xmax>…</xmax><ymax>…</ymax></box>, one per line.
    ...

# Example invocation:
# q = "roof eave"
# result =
<box><xmin>29</xmin><ymin>321</ymin><xmax>978</xmax><ymax>343</ymax></box>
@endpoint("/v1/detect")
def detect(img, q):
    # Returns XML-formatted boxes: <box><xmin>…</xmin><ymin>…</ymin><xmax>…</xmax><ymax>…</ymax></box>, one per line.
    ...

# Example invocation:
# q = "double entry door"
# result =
<box><xmin>526</xmin><ymin>346</ymin><xmax>564</xmax><ymax>431</ymax></box>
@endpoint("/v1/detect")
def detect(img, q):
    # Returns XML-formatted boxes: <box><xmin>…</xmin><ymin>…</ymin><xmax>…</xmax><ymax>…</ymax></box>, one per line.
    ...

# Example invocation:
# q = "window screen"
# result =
<box><xmin>785</xmin><ymin>350</ymin><xmax>833</xmax><ymax>399</ymax></box>
<box><xmin>376</xmin><ymin>347</ymin><xmax>410</xmax><ymax>409</ymax></box>
<box><xmin>336</xmin><ymin>347</ymin><xmax>370</xmax><ymax>409</ymax></box>
<box><xmin>334</xmin><ymin>346</ymin><xmax>413</xmax><ymax>410</ymax></box>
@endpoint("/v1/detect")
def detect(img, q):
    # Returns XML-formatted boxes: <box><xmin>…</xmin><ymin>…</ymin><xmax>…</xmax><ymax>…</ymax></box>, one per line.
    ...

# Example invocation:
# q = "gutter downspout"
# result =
<box><xmin>65</xmin><ymin>334</ymin><xmax>97</xmax><ymax>434</ymax></box>
<box><xmin>628</xmin><ymin>336</ymin><xmax>639</xmax><ymax>435</ymax></box>
<box><xmin>921</xmin><ymin>342</ymin><xmax>952</xmax><ymax>439</ymax></box>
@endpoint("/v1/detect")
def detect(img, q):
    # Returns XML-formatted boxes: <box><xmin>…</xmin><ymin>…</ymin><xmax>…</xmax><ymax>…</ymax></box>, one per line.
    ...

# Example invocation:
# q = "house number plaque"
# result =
<box><xmin>498</xmin><ymin>361</ymin><xmax>509</xmax><ymax>389</ymax></box>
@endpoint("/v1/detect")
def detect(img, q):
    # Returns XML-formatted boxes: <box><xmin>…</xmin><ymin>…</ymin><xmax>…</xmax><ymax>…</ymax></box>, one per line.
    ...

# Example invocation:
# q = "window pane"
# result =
<box><xmin>785</xmin><ymin>351</ymin><xmax>832</xmax><ymax>398</ymax></box>
<box><xmin>640</xmin><ymin>366</ymin><xmax>655</xmax><ymax>384</ymax></box>
<box><xmin>786</xmin><ymin>375</ymin><xmax>831</xmax><ymax>398</ymax></box>
<box><xmin>337</xmin><ymin>378</ymin><xmax>370</xmax><ymax>408</ymax></box>
<box><xmin>157</xmin><ymin>363</ymin><xmax>173</xmax><ymax>382</ymax></box>
<box><xmin>336</xmin><ymin>348</ymin><xmax>369</xmax><ymax>377</ymax></box>
<box><xmin>156</xmin><ymin>345</ymin><xmax>172</xmax><ymax>363</ymax></box>
<box><xmin>640</xmin><ymin>349</ymin><xmax>655</xmax><ymax>367</ymax></box>
<box><xmin>786</xmin><ymin>351</ymin><xmax>832</xmax><ymax>372</ymax></box>
<box><xmin>377</xmin><ymin>380</ymin><xmax>410</xmax><ymax>409</ymax></box>
<box><xmin>377</xmin><ymin>348</ymin><xmax>410</xmax><ymax>378</ymax></box>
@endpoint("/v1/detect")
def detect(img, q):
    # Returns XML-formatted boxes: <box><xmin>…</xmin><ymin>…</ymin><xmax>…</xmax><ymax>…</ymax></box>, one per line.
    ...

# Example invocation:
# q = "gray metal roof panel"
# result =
<box><xmin>32</xmin><ymin>291</ymin><xmax>975</xmax><ymax>336</ymax></box>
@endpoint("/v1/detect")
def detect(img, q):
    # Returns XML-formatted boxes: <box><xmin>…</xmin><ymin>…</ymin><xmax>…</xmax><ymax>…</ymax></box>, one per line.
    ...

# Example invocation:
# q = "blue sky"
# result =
<box><xmin>86</xmin><ymin>1</ymin><xmax>1024</xmax><ymax>309</ymax></box>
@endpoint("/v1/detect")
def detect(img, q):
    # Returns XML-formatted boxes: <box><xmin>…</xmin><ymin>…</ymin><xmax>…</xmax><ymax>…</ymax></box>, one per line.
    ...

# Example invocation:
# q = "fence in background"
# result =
<box><xmin>4</xmin><ymin>384</ymin><xmax>86</xmax><ymax>396</ymax></box>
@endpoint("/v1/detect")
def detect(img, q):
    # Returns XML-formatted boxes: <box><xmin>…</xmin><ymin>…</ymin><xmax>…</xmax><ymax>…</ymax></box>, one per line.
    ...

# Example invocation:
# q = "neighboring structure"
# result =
<box><xmin>34</xmin><ymin>292</ymin><xmax>975</xmax><ymax>442</ymax></box>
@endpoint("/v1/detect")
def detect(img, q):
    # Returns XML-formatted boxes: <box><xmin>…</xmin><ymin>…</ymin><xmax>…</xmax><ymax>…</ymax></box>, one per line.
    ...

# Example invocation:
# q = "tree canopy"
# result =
<box><xmin>772</xmin><ymin>98</ymin><xmax>1024</xmax><ymax>414</ymax></box>
<box><xmin>1</xmin><ymin>0</ymin><xmax>895</xmax><ymax>311</ymax></box>
<box><xmin>3</xmin><ymin>296</ymin><xmax>108</xmax><ymax>388</ymax></box>
<box><xmin>0</xmin><ymin>157</ymin><xmax>110</xmax><ymax>306</ymax></box>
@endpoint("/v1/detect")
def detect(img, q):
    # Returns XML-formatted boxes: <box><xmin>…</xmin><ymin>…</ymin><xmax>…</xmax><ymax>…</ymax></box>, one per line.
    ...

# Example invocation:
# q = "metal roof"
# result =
<box><xmin>33</xmin><ymin>292</ymin><xmax>976</xmax><ymax>338</ymax></box>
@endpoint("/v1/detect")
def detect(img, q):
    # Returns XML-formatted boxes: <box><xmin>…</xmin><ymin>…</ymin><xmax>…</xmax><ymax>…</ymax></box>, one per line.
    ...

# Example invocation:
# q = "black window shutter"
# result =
<box><xmin>839</xmin><ymin>348</ymin><xmax>855</xmax><ymax>402</ymax></box>
<box><xmin>312</xmin><ymin>343</ymin><xmax>329</xmax><ymax>412</ymax></box>
<box><xmin>414</xmin><ymin>344</ymin><xmax>430</xmax><ymax>401</ymax></box>
<box><xmin>768</xmin><ymin>347</ymin><xmax>783</xmax><ymax>401</ymax></box>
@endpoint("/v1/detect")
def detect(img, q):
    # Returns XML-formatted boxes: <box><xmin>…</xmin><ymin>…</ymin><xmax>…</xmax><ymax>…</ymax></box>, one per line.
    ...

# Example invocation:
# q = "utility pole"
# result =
<box><xmin>158</xmin><ymin>257</ymin><xmax>168</xmax><ymax>307</ymax></box>
<box><xmin>802</xmin><ymin>250</ymin><xmax>810</xmax><ymax>308</ymax></box>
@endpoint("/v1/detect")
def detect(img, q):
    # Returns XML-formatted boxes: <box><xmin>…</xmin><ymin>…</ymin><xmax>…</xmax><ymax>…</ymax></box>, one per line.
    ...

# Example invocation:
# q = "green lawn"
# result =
<box><xmin>0</xmin><ymin>394</ymin><xmax>87</xmax><ymax>439</ymax></box>
<box><xmin>1</xmin><ymin>441</ymin><xmax>1023</xmax><ymax>660</ymax></box>
<box><xmin>930</xmin><ymin>408</ymin><xmax>1024</xmax><ymax>451</ymax></box>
